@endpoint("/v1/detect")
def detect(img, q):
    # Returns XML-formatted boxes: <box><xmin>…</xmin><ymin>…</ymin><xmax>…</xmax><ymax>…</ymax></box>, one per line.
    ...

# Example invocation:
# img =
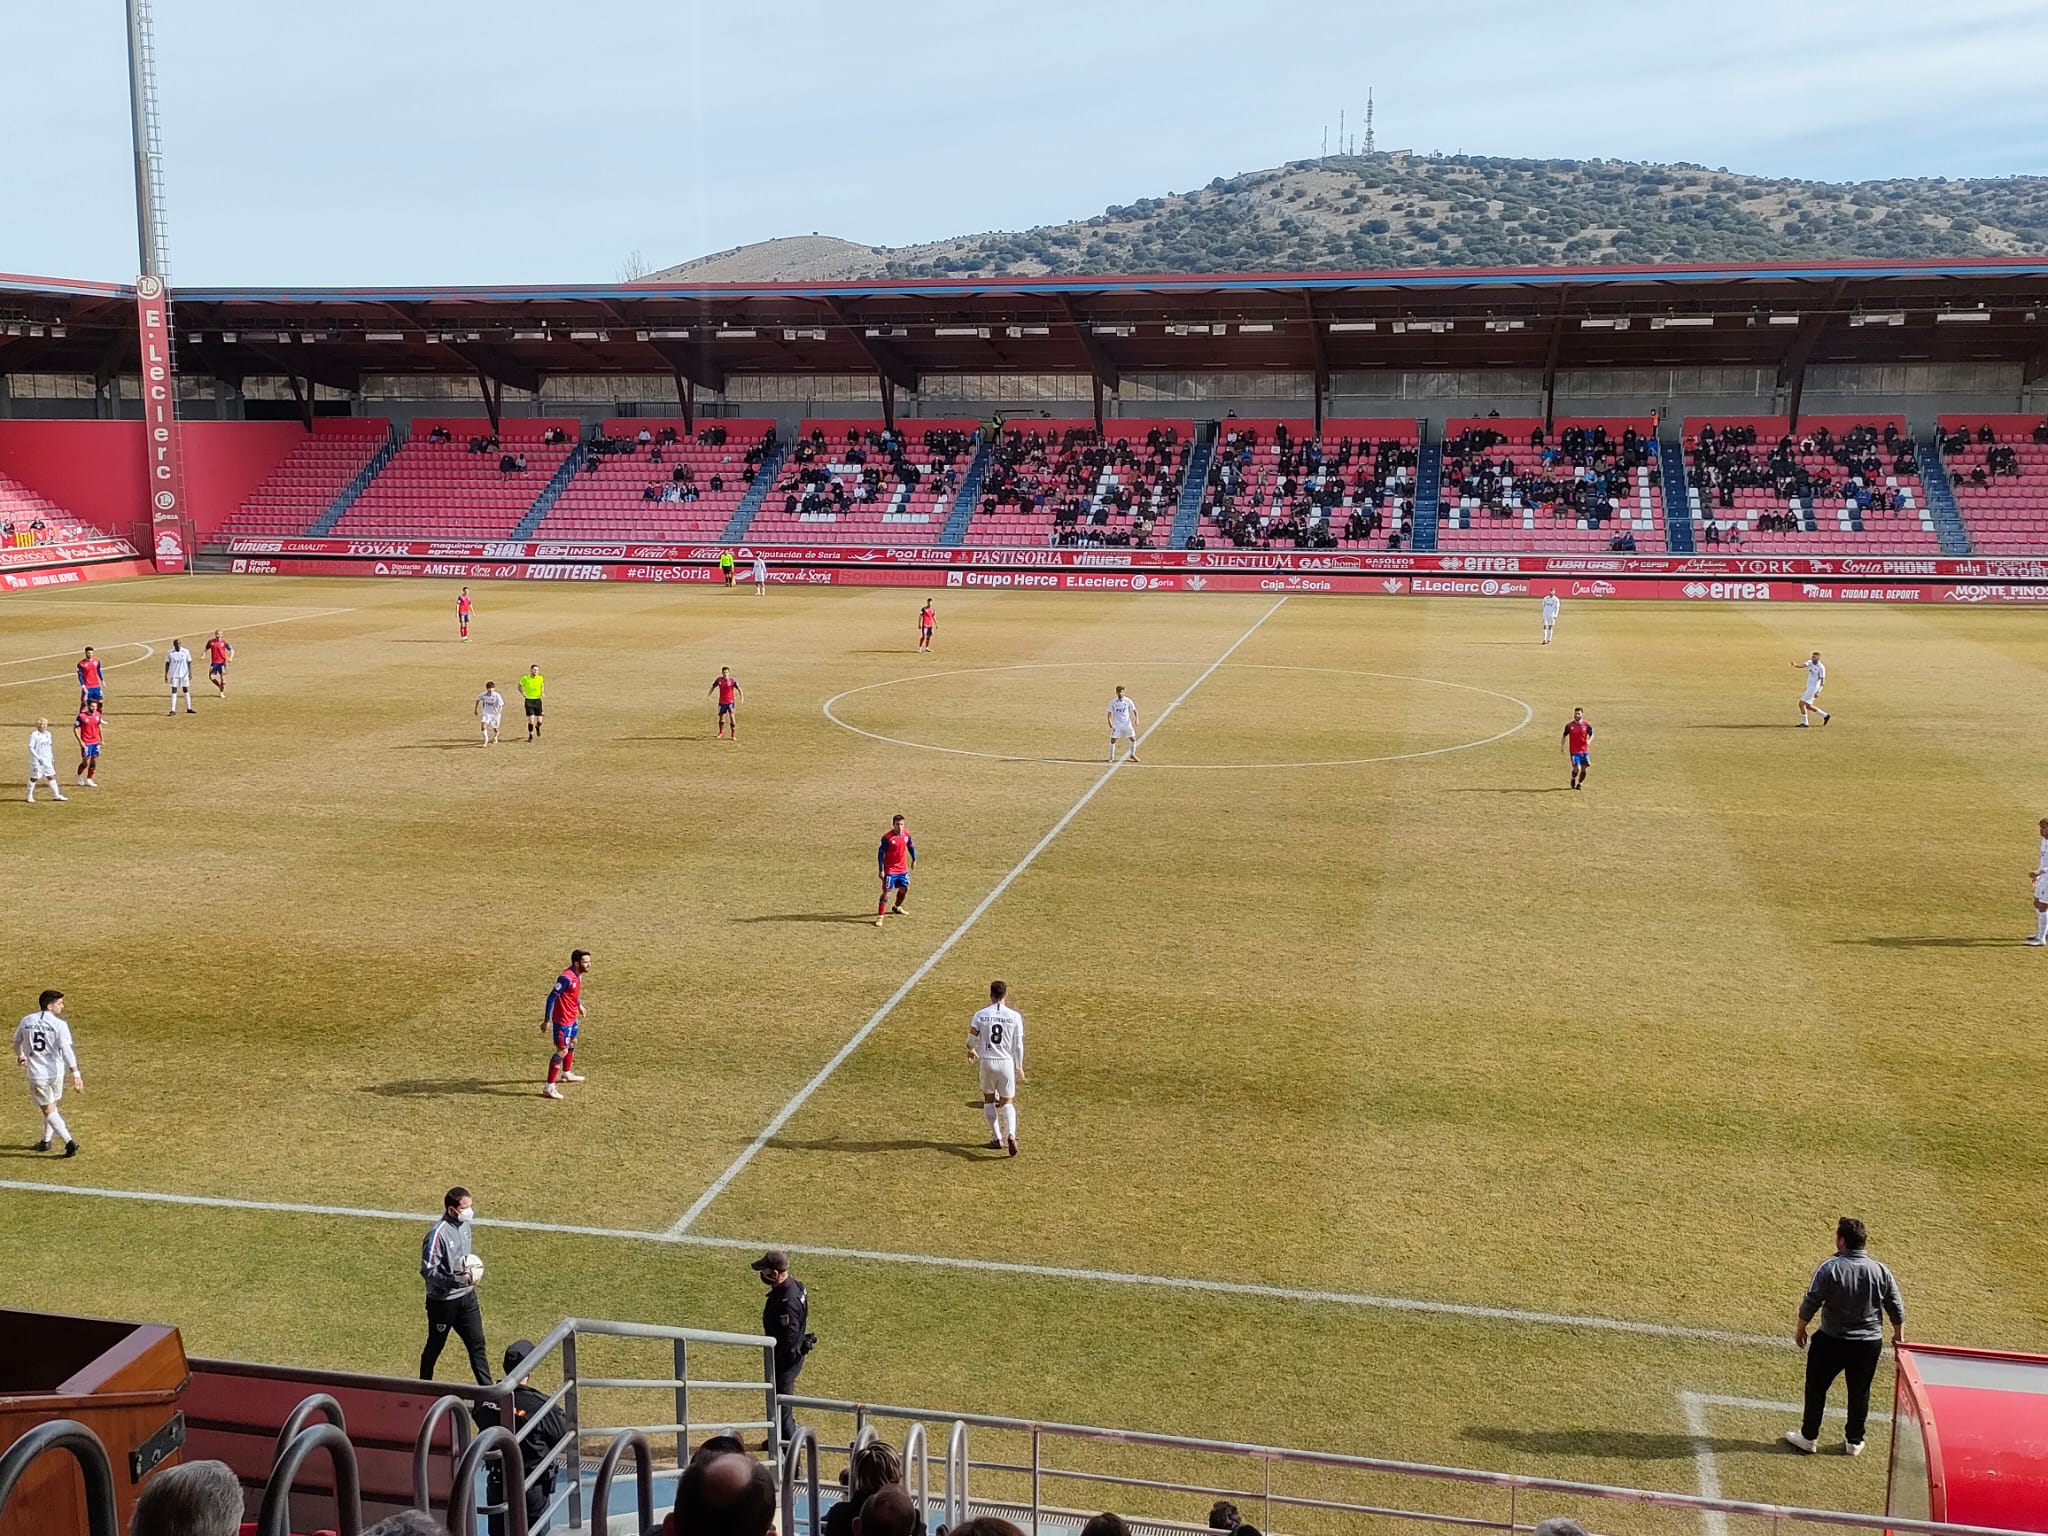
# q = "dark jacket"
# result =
<box><xmin>474</xmin><ymin>1386</ymin><xmax>568</xmax><ymax>1533</ymax></box>
<box><xmin>764</xmin><ymin>1277</ymin><xmax>810</xmax><ymax>1370</ymax></box>
<box><xmin>1800</xmin><ymin>1248</ymin><xmax>1905</xmax><ymax>1341</ymax></box>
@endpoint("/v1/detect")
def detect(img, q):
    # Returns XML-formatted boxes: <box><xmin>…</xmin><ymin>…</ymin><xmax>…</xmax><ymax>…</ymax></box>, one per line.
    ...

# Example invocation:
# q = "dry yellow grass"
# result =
<box><xmin>4</xmin><ymin>576</ymin><xmax>2046</xmax><ymax>1516</ymax></box>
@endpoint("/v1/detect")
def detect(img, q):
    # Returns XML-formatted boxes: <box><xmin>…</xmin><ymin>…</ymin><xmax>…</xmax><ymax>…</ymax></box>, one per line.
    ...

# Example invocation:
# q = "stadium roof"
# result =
<box><xmin>5</xmin><ymin>257</ymin><xmax>2047</xmax><ymax>399</ymax></box>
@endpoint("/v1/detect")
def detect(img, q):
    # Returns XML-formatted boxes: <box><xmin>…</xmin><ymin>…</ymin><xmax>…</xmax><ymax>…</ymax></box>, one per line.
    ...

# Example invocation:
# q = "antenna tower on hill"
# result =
<box><xmin>1365</xmin><ymin>88</ymin><xmax>1375</xmax><ymax>154</ymax></box>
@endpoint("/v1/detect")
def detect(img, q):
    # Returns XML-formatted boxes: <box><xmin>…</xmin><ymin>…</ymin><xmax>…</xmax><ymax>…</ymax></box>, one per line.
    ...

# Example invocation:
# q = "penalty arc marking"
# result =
<box><xmin>823</xmin><ymin>661</ymin><xmax>1535</xmax><ymax>769</ymax></box>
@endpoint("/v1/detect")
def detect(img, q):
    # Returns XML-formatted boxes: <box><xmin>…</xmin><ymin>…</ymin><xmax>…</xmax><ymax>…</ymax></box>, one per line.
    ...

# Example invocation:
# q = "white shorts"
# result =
<box><xmin>977</xmin><ymin>1058</ymin><xmax>1016</xmax><ymax>1098</ymax></box>
<box><xmin>29</xmin><ymin>759</ymin><xmax>55</xmax><ymax>780</ymax></box>
<box><xmin>2033</xmin><ymin>873</ymin><xmax>2048</xmax><ymax>904</ymax></box>
<box><xmin>1801</xmin><ymin>685</ymin><xmax>1821</xmax><ymax>705</ymax></box>
<box><xmin>1111</xmin><ymin>725</ymin><xmax>1137</xmax><ymax>741</ymax></box>
<box><xmin>27</xmin><ymin>1075</ymin><xmax>61</xmax><ymax>1108</ymax></box>
<box><xmin>480</xmin><ymin>713</ymin><xmax>502</xmax><ymax>729</ymax></box>
<box><xmin>168</xmin><ymin>672</ymin><xmax>191</xmax><ymax>688</ymax></box>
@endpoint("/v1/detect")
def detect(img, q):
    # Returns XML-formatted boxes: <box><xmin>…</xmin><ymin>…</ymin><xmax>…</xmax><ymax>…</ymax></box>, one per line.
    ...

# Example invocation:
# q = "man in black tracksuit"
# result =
<box><xmin>472</xmin><ymin>1339</ymin><xmax>569</xmax><ymax>1536</ymax></box>
<box><xmin>752</xmin><ymin>1250</ymin><xmax>811</xmax><ymax>1445</ymax></box>
<box><xmin>1784</xmin><ymin>1215</ymin><xmax>1905</xmax><ymax>1456</ymax></box>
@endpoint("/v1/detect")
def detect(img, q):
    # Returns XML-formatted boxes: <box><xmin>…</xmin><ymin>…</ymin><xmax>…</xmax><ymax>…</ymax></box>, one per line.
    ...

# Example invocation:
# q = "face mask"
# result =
<box><xmin>455</xmin><ymin>1208</ymin><xmax>473</xmax><ymax>1225</ymax></box>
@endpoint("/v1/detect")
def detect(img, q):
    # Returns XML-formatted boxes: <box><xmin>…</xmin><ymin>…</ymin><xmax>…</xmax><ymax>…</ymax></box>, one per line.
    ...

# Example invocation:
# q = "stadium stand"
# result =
<box><xmin>0</xmin><ymin>468</ymin><xmax>105</xmax><ymax>545</ymax></box>
<box><xmin>966</xmin><ymin>419</ymin><xmax>1193</xmax><ymax>547</ymax></box>
<box><xmin>209</xmin><ymin>419</ymin><xmax>392</xmax><ymax>540</ymax></box>
<box><xmin>1936</xmin><ymin>414</ymin><xmax>2048</xmax><ymax>553</ymax></box>
<box><xmin>532</xmin><ymin>419</ymin><xmax>779</xmax><ymax>542</ymax></box>
<box><xmin>1195</xmin><ymin>418</ymin><xmax>1419</xmax><ymax>549</ymax></box>
<box><xmin>1683</xmin><ymin>415</ymin><xmax>1935</xmax><ymax>552</ymax></box>
<box><xmin>744</xmin><ymin>420</ymin><xmax>979</xmax><ymax>545</ymax></box>
<box><xmin>324</xmin><ymin>419</ymin><xmax>580</xmax><ymax>540</ymax></box>
<box><xmin>1436</xmin><ymin>417</ymin><xmax>1665</xmax><ymax>553</ymax></box>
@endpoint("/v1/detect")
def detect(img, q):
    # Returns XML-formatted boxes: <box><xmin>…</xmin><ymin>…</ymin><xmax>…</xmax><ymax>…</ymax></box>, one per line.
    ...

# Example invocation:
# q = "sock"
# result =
<box><xmin>983</xmin><ymin>1103</ymin><xmax>1001</xmax><ymax>1137</ymax></box>
<box><xmin>561</xmin><ymin>1048</ymin><xmax>574</xmax><ymax>1074</ymax></box>
<box><xmin>47</xmin><ymin>1110</ymin><xmax>70</xmax><ymax>1142</ymax></box>
<box><xmin>2036</xmin><ymin>910</ymin><xmax>2048</xmax><ymax>942</ymax></box>
<box><xmin>1002</xmin><ymin>1103</ymin><xmax>1017</xmax><ymax>1139</ymax></box>
<box><xmin>546</xmin><ymin>1059</ymin><xmax>562</xmax><ymax>1084</ymax></box>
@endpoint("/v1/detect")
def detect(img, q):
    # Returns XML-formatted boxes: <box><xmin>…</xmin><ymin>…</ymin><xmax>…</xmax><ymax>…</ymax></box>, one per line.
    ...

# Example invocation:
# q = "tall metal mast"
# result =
<box><xmin>126</xmin><ymin>0</ymin><xmax>172</xmax><ymax>281</ymax></box>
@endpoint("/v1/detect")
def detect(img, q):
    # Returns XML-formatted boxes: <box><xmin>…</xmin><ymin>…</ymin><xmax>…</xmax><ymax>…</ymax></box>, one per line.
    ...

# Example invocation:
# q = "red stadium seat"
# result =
<box><xmin>1935</xmin><ymin>414</ymin><xmax>2048</xmax><ymax>553</ymax></box>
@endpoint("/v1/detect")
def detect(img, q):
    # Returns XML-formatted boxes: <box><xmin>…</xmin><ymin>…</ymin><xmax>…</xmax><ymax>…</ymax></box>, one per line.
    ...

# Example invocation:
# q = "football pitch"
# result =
<box><xmin>4</xmin><ymin>575</ymin><xmax>2047</xmax><ymax>1516</ymax></box>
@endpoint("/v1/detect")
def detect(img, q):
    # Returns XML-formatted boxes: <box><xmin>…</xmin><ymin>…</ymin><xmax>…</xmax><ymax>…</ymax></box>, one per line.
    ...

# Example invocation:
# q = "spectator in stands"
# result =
<box><xmin>473</xmin><ymin>1338</ymin><xmax>569</xmax><ymax>1535</ymax></box>
<box><xmin>676</xmin><ymin>1451</ymin><xmax>778</xmax><ymax>1536</ymax></box>
<box><xmin>428</xmin><ymin>426</ymin><xmax>451</xmax><ymax>443</ymax></box>
<box><xmin>1609</xmin><ymin>527</ymin><xmax>1636</xmax><ymax>552</ymax></box>
<box><xmin>131</xmin><ymin>1459</ymin><xmax>243</xmax><ymax>1536</ymax></box>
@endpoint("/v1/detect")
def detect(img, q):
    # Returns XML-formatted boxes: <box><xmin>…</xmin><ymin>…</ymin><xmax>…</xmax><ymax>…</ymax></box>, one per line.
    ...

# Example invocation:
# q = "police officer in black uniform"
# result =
<box><xmin>752</xmin><ymin>1250</ymin><xmax>812</xmax><ymax>1445</ymax></box>
<box><xmin>471</xmin><ymin>1339</ymin><xmax>569</xmax><ymax>1535</ymax></box>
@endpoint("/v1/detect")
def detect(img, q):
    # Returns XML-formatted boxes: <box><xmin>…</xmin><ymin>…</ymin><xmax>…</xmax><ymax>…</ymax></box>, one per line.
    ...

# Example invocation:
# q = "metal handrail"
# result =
<box><xmin>945</xmin><ymin>1421</ymin><xmax>970</xmax><ymax>1530</ymax></box>
<box><xmin>903</xmin><ymin>1422</ymin><xmax>930</xmax><ymax>1522</ymax></box>
<box><xmin>258</xmin><ymin>1422</ymin><xmax>363</xmax><ymax>1536</ymax></box>
<box><xmin>782</xmin><ymin>1426</ymin><xmax>823</xmax><ymax>1536</ymax></box>
<box><xmin>593</xmin><ymin>1430</ymin><xmax>657</xmax><ymax>1532</ymax></box>
<box><xmin>0</xmin><ymin>1420</ymin><xmax>119</xmax><ymax>1536</ymax></box>
<box><xmin>412</xmin><ymin>1394</ymin><xmax>477</xmax><ymax>1513</ymax></box>
<box><xmin>783</xmin><ymin>1396</ymin><xmax>2039</xmax><ymax>1536</ymax></box>
<box><xmin>448</xmin><ymin>1423</ymin><xmax>528</xmax><ymax>1536</ymax></box>
<box><xmin>275</xmin><ymin>1391</ymin><xmax>347</xmax><ymax>1464</ymax></box>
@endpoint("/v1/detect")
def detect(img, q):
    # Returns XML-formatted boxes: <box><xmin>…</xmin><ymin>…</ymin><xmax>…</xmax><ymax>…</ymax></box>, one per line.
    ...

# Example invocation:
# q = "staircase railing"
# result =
<box><xmin>512</xmin><ymin>444</ymin><xmax>588</xmax><ymax>539</ymax></box>
<box><xmin>1168</xmin><ymin>429</ymin><xmax>1216</xmax><ymax>548</ymax></box>
<box><xmin>723</xmin><ymin>440</ymin><xmax>789</xmax><ymax>542</ymax></box>
<box><xmin>1411</xmin><ymin>439</ymin><xmax>1443</xmax><ymax>551</ymax></box>
<box><xmin>940</xmin><ymin>438</ymin><xmax>996</xmax><ymax>545</ymax></box>
<box><xmin>1917</xmin><ymin>439</ymin><xmax>1972</xmax><ymax>554</ymax></box>
<box><xmin>1658</xmin><ymin>438</ymin><xmax>1696</xmax><ymax>552</ymax></box>
<box><xmin>310</xmin><ymin>424</ymin><xmax>403</xmax><ymax>536</ymax></box>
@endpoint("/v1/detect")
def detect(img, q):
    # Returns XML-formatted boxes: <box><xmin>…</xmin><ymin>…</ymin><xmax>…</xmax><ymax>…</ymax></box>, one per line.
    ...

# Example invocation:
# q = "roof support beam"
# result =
<box><xmin>379</xmin><ymin>303</ymin><xmax>542</xmax><ymax>395</ymax></box>
<box><xmin>1778</xmin><ymin>278</ymin><xmax>1848</xmax><ymax>430</ymax></box>
<box><xmin>1055</xmin><ymin>295</ymin><xmax>1120</xmax><ymax>392</ymax></box>
<box><xmin>239</xmin><ymin>339</ymin><xmax>360</xmax><ymax>395</ymax></box>
<box><xmin>475</xmin><ymin>370</ymin><xmax>504</xmax><ymax>434</ymax></box>
<box><xmin>1539</xmin><ymin>287</ymin><xmax>1572</xmax><ymax>430</ymax></box>
<box><xmin>1300</xmin><ymin>292</ymin><xmax>1329</xmax><ymax>435</ymax></box>
<box><xmin>673</xmin><ymin>372</ymin><xmax>695</xmax><ymax>433</ymax></box>
<box><xmin>646</xmin><ymin>337</ymin><xmax>726</xmax><ymax>394</ymax></box>
<box><xmin>821</xmin><ymin>298</ymin><xmax>919</xmax><ymax>396</ymax></box>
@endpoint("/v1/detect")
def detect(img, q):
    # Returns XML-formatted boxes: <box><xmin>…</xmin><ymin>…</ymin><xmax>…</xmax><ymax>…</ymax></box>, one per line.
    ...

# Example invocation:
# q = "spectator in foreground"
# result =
<box><xmin>1080</xmin><ymin>1517</ymin><xmax>1131</xmax><ymax>1536</ymax></box>
<box><xmin>1208</xmin><ymin>1502</ymin><xmax>1241</xmax><ymax>1531</ymax></box>
<box><xmin>1785</xmin><ymin>1216</ymin><xmax>1904</xmax><ymax>1456</ymax></box>
<box><xmin>855</xmin><ymin>1487</ymin><xmax>922</xmax><ymax>1536</ymax></box>
<box><xmin>824</xmin><ymin>1441</ymin><xmax>910</xmax><ymax>1536</ymax></box>
<box><xmin>130</xmin><ymin>1459</ymin><xmax>243</xmax><ymax>1536</ymax></box>
<box><xmin>363</xmin><ymin>1513</ymin><xmax>451</xmax><ymax>1536</ymax></box>
<box><xmin>949</xmin><ymin>1521</ymin><xmax>1025</xmax><ymax>1536</ymax></box>
<box><xmin>1530</xmin><ymin>1521</ymin><xmax>1588</xmax><ymax>1536</ymax></box>
<box><xmin>677</xmin><ymin>1451</ymin><xmax>778</xmax><ymax>1536</ymax></box>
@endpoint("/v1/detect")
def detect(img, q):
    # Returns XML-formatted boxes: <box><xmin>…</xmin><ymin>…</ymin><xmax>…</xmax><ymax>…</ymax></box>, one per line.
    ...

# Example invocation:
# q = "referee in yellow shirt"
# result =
<box><xmin>519</xmin><ymin>665</ymin><xmax>545</xmax><ymax>741</ymax></box>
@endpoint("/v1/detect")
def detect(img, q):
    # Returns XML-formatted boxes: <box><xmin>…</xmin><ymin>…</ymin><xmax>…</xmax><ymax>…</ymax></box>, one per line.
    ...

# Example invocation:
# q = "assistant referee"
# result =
<box><xmin>519</xmin><ymin>664</ymin><xmax>545</xmax><ymax>741</ymax></box>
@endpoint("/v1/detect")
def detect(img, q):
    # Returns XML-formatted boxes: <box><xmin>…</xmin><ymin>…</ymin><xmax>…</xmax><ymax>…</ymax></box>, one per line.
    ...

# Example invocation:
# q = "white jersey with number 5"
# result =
<box><xmin>1803</xmin><ymin>659</ymin><xmax>1826</xmax><ymax>701</ymax></box>
<box><xmin>14</xmin><ymin>1010</ymin><xmax>76</xmax><ymax>1080</ymax></box>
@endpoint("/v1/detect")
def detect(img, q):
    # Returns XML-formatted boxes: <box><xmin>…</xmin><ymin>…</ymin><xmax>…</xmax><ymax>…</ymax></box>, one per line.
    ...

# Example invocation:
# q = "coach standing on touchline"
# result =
<box><xmin>421</xmin><ymin>1185</ymin><xmax>492</xmax><ymax>1386</ymax></box>
<box><xmin>1784</xmin><ymin>1216</ymin><xmax>1904</xmax><ymax>1457</ymax></box>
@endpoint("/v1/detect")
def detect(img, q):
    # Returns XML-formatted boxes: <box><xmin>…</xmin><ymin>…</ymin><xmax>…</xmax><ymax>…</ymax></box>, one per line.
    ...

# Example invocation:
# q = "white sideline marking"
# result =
<box><xmin>665</xmin><ymin>597</ymin><xmax>1293</xmax><ymax>1236</ymax></box>
<box><xmin>0</xmin><ymin>1175</ymin><xmax>1785</xmax><ymax>1348</ymax></box>
<box><xmin>1677</xmin><ymin>1387</ymin><xmax>1893</xmax><ymax>1536</ymax></box>
<box><xmin>0</xmin><ymin>607</ymin><xmax>355</xmax><ymax>688</ymax></box>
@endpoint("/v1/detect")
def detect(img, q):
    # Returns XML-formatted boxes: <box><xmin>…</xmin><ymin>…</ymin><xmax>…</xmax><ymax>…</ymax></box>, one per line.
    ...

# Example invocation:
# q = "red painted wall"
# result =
<box><xmin>0</xmin><ymin>420</ymin><xmax>318</xmax><ymax>542</ymax></box>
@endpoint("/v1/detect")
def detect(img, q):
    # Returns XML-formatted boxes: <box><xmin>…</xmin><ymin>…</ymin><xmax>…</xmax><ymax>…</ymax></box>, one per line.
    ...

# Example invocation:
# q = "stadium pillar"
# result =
<box><xmin>474</xmin><ymin>369</ymin><xmax>504</xmax><ymax>434</ymax></box>
<box><xmin>879</xmin><ymin>376</ymin><xmax>896</xmax><ymax>433</ymax></box>
<box><xmin>1091</xmin><ymin>376</ymin><xmax>1104</xmax><ymax>433</ymax></box>
<box><xmin>673</xmin><ymin>372</ymin><xmax>696</xmax><ymax>433</ymax></box>
<box><xmin>134</xmin><ymin>278</ymin><xmax>191</xmax><ymax>571</ymax></box>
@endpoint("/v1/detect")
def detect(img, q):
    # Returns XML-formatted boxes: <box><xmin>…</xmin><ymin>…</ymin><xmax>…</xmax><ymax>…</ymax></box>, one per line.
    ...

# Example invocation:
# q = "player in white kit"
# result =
<box><xmin>968</xmin><ymin>979</ymin><xmax>1025</xmax><ymax>1156</ymax></box>
<box><xmin>1106</xmin><ymin>686</ymin><xmax>1141</xmax><ymax>763</ymax></box>
<box><xmin>15</xmin><ymin>989</ymin><xmax>82</xmax><ymax>1155</ymax></box>
<box><xmin>1541</xmin><ymin>588</ymin><xmax>1561</xmax><ymax>644</ymax></box>
<box><xmin>475</xmin><ymin>681</ymin><xmax>505</xmax><ymax>746</ymax></box>
<box><xmin>165</xmin><ymin>639</ymin><xmax>196</xmax><ymax>715</ymax></box>
<box><xmin>752</xmin><ymin>554</ymin><xmax>768</xmax><ymax>595</ymax></box>
<box><xmin>27</xmin><ymin>718</ymin><xmax>66</xmax><ymax>803</ymax></box>
<box><xmin>1794</xmin><ymin>651</ymin><xmax>1830</xmax><ymax>727</ymax></box>
<box><xmin>2028</xmin><ymin>818</ymin><xmax>2048</xmax><ymax>946</ymax></box>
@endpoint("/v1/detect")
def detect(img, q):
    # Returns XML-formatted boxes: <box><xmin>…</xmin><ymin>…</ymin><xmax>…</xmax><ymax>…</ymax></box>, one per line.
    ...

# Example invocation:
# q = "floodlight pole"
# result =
<box><xmin>125</xmin><ymin>0</ymin><xmax>193</xmax><ymax>571</ymax></box>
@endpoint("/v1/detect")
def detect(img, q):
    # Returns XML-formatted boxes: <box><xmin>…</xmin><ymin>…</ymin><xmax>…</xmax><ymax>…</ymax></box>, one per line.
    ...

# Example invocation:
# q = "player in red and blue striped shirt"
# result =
<box><xmin>875</xmin><ymin>816</ymin><xmax>917</xmax><ymax>925</ymax></box>
<box><xmin>541</xmin><ymin>949</ymin><xmax>591</xmax><ymax>1100</ymax></box>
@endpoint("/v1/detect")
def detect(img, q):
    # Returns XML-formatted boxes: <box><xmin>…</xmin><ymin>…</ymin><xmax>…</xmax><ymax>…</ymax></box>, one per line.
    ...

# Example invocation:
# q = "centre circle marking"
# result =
<box><xmin>821</xmin><ymin>662</ymin><xmax>1534</xmax><ymax>770</ymax></box>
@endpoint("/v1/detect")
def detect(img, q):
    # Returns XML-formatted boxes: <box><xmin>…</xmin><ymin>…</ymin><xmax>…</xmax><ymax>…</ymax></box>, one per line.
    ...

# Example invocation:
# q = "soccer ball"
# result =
<box><xmin>465</xmin><ymin>1254</ymin><xmax>485</xmax><ymax>1283</ymax></box>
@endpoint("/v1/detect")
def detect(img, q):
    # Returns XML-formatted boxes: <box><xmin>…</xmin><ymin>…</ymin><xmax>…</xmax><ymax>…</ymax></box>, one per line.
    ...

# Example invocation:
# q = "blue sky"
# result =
<box><xmin>5</xmin><ymin>0</ymin><xmax>2044</xmax><ymax>286</ymax></box>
